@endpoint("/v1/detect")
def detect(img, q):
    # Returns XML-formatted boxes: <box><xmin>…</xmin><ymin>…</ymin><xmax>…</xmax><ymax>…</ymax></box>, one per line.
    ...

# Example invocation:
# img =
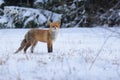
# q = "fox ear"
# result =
<box><xmin>49</xmin><ymin>21</ymin><xmax>53</xmax><ymax>27</ymax></box>
<box><xmin>57</xmin><ymin>20</ymin><xmax>61</xmax><ymax>27</ymax></box>
<box><xmin>48</xmin><ymin>21</ymin><xmax>52</xmax><ymax>24</ymax></box>
<box><xmin>57</xmin><ymin>20</ymin><xmax>61</xmax><ymax>24</ymax></box>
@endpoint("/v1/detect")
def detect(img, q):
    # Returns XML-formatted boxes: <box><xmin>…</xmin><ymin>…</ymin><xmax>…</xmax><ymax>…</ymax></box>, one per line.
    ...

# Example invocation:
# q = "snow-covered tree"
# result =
<box><xmin>0</xmin><ymin>0</ymin><xmax>120</xmax><ymax>28</ymax></box>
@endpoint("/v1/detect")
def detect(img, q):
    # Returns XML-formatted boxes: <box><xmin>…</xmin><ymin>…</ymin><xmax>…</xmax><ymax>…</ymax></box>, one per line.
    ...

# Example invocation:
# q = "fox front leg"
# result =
<box><xmin>47</xmin><ymin>41</ymin><xmax>53</xmax><ymax>53</ymax></box>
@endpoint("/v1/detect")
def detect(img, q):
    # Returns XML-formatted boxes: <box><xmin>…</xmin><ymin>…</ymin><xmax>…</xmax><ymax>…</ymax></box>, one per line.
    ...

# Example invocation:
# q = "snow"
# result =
<box><xmin>119</xmin><ymin>12</ymin><xmax>120</xmax><ymax>16</ymax></box>
<box><xmin>0</xmin><ymin>16</ymin><xmax>8</xmax><ymax>23</ymax></box>
<box><xmin>0</xmin><ymin>0</ymin><xmax>4</xmax><ymax>6</ymax></box>
<box><xmin>0</xmin><ymin>27</ymin><xmax>120</xmax><ymax>80</ymax></box>
<box><xmin>74</xmin><ymin>0</ymin><xmax>82</xmax><ymax>2</ymax></box>
<box><xmin>35</xmin><ymin>0</ymin><xmax>48</xmax><ymax>3</ymax></box>
<box><xmin>0</xmin><ymin>6</ymin><xmax>62</xmax><ymax>28</ymax></box>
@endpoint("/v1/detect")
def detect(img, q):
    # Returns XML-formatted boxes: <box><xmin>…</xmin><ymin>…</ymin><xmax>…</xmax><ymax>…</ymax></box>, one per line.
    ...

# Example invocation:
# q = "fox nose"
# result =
<box><xmin>54</xmin><ymin>26</ymin><xmax>57</xmax><ymax>29</ymax></box>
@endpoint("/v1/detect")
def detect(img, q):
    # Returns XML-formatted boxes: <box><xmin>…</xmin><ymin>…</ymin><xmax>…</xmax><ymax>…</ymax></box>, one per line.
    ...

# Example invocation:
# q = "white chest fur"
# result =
<box><xmin>51</xmin><ymin>28</ymin><xmax>58</xmax><ymax>41</ymax></box>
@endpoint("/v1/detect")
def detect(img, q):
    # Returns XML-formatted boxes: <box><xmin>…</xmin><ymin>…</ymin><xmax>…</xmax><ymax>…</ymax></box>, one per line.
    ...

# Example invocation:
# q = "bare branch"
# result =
<box><xmin>89</xmin><ymin>31</ymin><xmax>113</xmax><ymax>70</ymax></box>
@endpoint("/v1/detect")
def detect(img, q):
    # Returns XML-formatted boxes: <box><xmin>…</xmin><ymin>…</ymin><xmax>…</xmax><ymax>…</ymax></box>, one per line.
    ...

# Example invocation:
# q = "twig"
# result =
<box><xmin>102</xmin><ymin>27</ymin><xmax>120</xmax><ymax>36</ymax></box>
<box><xmin>116</xmin><ymin>65</ymin><xmax>120</xmax><ymax>78</ymax></box>
<box><xmin>89</xmin><ymin>32</ymin><xmax>113</xmax><ymax>70</ymax></box>
<box><xmin>65</xmin><ymin>55</ymin><xmax>72</xmax><ymax>74</ymax></box>
<box><xmin>25</xmin><ymin>54</ymin><xmax>29</xmax><ymax>60</ymax></box>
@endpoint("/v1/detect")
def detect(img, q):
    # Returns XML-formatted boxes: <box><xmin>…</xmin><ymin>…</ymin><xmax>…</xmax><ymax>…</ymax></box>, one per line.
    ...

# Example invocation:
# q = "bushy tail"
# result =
<box><xmin>15</xmin><ymin>39</ymin><xmax>27</xmax><ymax>53</ymax></box>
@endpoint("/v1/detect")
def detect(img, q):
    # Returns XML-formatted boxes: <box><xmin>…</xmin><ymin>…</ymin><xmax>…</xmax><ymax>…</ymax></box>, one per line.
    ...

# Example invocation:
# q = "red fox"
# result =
<box><xmin>15</xmin><ymin>21</ymin><xmax>61</xmax><ymax>53</ymax></box>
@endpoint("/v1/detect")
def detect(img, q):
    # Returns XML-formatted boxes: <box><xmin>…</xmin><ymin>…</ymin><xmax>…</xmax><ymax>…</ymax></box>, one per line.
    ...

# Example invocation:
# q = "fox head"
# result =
<box><xmin>49</xmin><ymin>20</ymin><xmax>61</xmax><ymax>30</ymax></box>
<box><xmin>49</xmin><ymin>20</ymin><xmax>61</xmax><ymax>40</ymax></box>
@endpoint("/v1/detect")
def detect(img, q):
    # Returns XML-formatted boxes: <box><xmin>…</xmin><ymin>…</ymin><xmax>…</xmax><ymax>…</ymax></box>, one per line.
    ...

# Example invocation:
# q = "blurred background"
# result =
<box><xmin>0</xmin><ymin>0</ymin><xmax>120</xmax><ymax>28</ymax></box>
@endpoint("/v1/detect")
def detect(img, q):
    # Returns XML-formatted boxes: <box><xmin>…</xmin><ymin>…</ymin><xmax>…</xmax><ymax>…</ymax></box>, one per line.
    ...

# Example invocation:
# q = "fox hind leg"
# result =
<box><xmin>24</xmin><ymin>42</ymin><xmax>31</xmax><ymax>53</ymax></box>
<box><xmin>31</xmin><ymin>41</ymin><xmax>37</xmax><ymax>53</ymax></box>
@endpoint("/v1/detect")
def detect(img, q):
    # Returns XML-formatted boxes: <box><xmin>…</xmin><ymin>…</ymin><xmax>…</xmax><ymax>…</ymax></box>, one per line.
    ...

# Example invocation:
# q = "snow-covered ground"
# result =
<box><xmin>0</xmin><ymin>27</ymin><xmax>120</xmax><ymax>80</ymax></box>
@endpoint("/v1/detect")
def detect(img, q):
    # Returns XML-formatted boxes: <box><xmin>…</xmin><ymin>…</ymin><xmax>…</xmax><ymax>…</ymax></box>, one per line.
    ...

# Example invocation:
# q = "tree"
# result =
<box><xmin>4</xmin><ymin>0</ymin><xmax>34</xmax><ymax>7</ymax></box>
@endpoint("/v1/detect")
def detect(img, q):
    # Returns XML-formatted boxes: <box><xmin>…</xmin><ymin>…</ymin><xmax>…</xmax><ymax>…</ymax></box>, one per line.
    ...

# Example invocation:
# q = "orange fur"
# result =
<box><xmin>15</xmin><ymin>21</ymin><xmax>61</xmax><ymax>53</ymax></box>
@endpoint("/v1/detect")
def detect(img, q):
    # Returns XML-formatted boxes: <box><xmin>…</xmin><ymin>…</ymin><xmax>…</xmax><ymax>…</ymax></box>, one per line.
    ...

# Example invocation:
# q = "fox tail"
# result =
<box><xmin>15</xmin><ymin>39</ymin><xmax>27</xmax><ymax>53</ymax></box>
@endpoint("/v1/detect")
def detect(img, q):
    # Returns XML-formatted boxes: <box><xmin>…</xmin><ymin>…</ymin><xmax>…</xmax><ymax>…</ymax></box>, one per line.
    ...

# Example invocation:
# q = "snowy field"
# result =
<box><xmin>0</xmin><ymin>27</ymin><xmax>120</xmax><ymax>80</ymax></box>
